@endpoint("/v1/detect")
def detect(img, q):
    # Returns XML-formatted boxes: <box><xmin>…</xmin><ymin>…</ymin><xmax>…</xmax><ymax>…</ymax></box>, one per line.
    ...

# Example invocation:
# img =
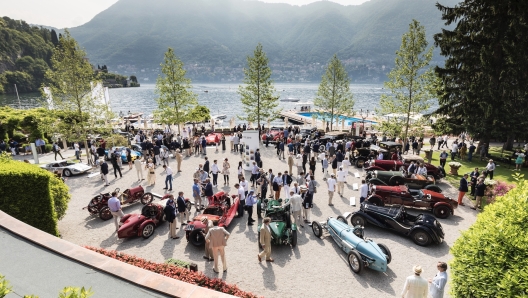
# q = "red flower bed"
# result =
<box><xmin>85</xmin><ymin>246</ymin><xmax>259</xmax><ymax>298</ymax></box>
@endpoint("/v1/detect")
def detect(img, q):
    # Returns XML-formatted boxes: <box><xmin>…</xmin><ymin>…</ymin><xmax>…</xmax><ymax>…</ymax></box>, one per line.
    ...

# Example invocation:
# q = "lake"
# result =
<box><xmin>0</xmin><ymin>83</ymin><xmax>388</xmax><ymax>125</ymax></box>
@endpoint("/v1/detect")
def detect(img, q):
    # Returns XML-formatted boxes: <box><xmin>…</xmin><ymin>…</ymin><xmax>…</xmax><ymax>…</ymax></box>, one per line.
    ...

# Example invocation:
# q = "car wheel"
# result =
<box><xmin>377</xmin><ymin>243</ymin><xmax>392</xmax><ymax>264</ymax></box>
<box><xmin>337</xmin><ymin>215</ymin><xmax>347</xmax><ymax>224</ymax></box>
<box><xmin>185</xmin><ymin>201</ymin><xmax>192</xmax><ymax>212</ymax></box>
<box><xmin>258</xmin><ymin>231</ymin><xmax>262</xmax><ymax>249</ymax></box>
<box><xmin>411</xmin><ymin>229</ymin><xmax>432</xmax><ymax>246</ymax></box>
<box><xmin>348</xmin><ymin>251</ymin><xmax>363</xmax><ymax>274</ymax></box>
<box><xmin>62</xmin><ymin>169</ymin><xmax>72</xmax><ymax>177</ymax></box>
<box><xmin>350</xmin><ymin>214</ymin><xmax>367</xmax><ymax>227</ymax></box>
<box><xmin>189</xmin><ymin>229</ymin><xmax>205</xmax><ymax>247</ymax></box>
<box><xmin>98</xmin><ymin>206</ymin><xmax>112</xmax><ymax>221</ymax></box>
<box><xmin>312</xmin><ymin>221</ymin><xmax>323</xmax><ymax>238</ymax></box>
<box><xmin>291</xmin><ymin>229</ymin><xmax>297</xmax><ymax>247</ymax></box>
<box><xmin>140</xmin><ymin>192</ymin><xmax>154</xmax><ymax>204</ymax></box>
<box><xmin>425</xmin><ymin>185</ymin><xmax>442</xmax><ymax>193</ymax></box>
<box><xmin>141</xmin><ymin>223</ymin><xmax>155</xmax><ymax>239</ymax></box>
<box><xmin>355</xmin><ymin>159</ymin><xmax>365</xmax><ymax>168</ymax></box>
<box><xmin>368</xmin><ymin>196</ymin><xmax>384</xmax><ymax>207</ymax></box>
<box><xmin>433</xmin><ymin>205</ymin><xmax>451</xmax><ymax>219</ymax></box>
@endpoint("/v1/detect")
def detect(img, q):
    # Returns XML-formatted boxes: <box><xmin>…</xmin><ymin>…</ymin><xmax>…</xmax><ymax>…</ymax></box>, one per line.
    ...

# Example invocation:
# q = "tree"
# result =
<box><xmin>433</xmin><ymin>1</ymin><xmax>528</xmax><ymax>150</ymax></box>
<box><xmin>154</xmin><ymin>47</ymin><xmax>197</xmax><ymax>134</ymax></box>
<box><xmin>238</xmin><ymin>43</ymin><xmax>280</xmax><ymax>131</ymax></box>
<box><xmin>44</xmin><ymin>30</ymin><xmax>107</xmax><ymax>161</ymax></box>
<box><xmin>188</xmin><ymin>105</ymin><xmax>211</xmax><ymax>123</ymax></box>
<box><xmin>450</xmin><ymin>174</ymin><xmax>527</xmax><ymax>297</ymax></box>
<box><xmin>376</xmin><ymin>19</ymin><xmax>436</xmax><ymax>142</ymax></box>
<box><xmin>50</xmin><ymin>29</ymin><xmax>59</xmax><ymax>46</ymax></box>
<box><xmin>314</xmin><ymin>54</ymin><xmax>354</xmax><ymax>131</ymax></box>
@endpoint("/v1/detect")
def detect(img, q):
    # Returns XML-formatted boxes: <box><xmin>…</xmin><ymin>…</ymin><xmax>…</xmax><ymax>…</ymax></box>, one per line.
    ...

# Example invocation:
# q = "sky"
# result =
<box><xmin>1</xmin><ymin>0</ymin><xmax>369</xmax><ymax>28</ymax></box>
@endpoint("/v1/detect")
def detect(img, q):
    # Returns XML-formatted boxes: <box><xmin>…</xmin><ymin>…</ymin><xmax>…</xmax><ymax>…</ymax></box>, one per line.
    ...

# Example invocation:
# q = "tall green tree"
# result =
<box><xmin>238</xmin><ymin>43</ymin><xmax>280</xmax><ymax>131</ymax></box>
<box><xmin>50</xmin><ymin>29</ymin><xmax>59</xmax><ymax>46</ymax></box>
<box><xmin>433</xmin><ymin>1</ymin><xmax>528</xmax><ymax>150</ymax></box>
<box><xmin>376</xmin><ymin>19</ymin><xmax>436</xmax><ymax>142</ymax></box>
<box><xmin>44</xmin><ymin>30</ymin><xmax>106</xmax><ymax>160</ymax></box>
<box><xmin>154</xmin><ymin>47</ymin><xmax>197</xmax><ymax>134</ymax></box>
<box><xmin>314</xmin><ymin>54</ymin><xmax>354</xmax><ymax>131</ymax></box>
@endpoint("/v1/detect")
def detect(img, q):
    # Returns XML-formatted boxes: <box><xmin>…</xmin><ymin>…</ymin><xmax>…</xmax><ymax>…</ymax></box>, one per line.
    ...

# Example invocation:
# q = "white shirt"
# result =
<box><xmin>486</xmin><ymin>162</ymin><xmax>496</xmax><ymax>171</ymax></box>
<box><xmin>164</xmin><ymin>167</ymin><xmax>173</xmax><ymax>175</ymax></box>
<box><xmin>451</xmin><ymin>143</ymin><xmax>458</xmax><ymax>152</ymax></box>
<box><xmin>291</xmin><ymin>185</ymin><xmax>300</xmax><ymax>194</ymax></box>
<box><xmin>240</xmin><ymin>180</ymin><xmax>248</xmax><ymax>191</ymax></box>
<box><xmin>74</xmin><ymin>143</ymin><xmax>79</xmax><ymax>151</ymax></box>
<box><xmin>360</xmin><ymin>183</ymin><xmax>369</xmax><ymax>198</ymax></box>
<box><xmin>327</xmin><ymin>178</ymin><xmax>336</xmax><ymax>191</ymax></box>
<box><xmin>238</xmin><ymin>186</ymin><xmax>245</xmax><ymax>201</ymax></box>
<box><xmin>416</xmin><ymin>166</ymin><xmax>427</xmax><ymax>176</ymax></box>
<box><xmin>336</xmin><ymin>170</ymin><xmax>346</xmax><ymax>182</ymax></box>
<box><xmin>252</xmin><ymin>165</ymin><xmax>259</xmax><ymax>175</ymax></box>
<box><xmin>211</xmin><ymin>163</ymin><xmax>219</xmax><ymax>174</ymax></box>
<box><xmin>429</xmin><ymin>271</ymin><xmax>448</xmax><ymax>298</ymax></box>
<box><xmin>285</xmin><ymin>194</ymin><xmax>302</xmax><ymax>212</ymax></box>
<box><xmin>401</xmin><ymin>275</ymin><xmax>428</xmax><ymax>298</ymax></box>
<box><xmin>342</xmin><ymin>159</ymin><xmax>351</xmax><ymax>170</ymax></box>
<box><xmin>377</xmin><ymin>152</ymin><xmax>384</xmax><ymax>160</ymax></box>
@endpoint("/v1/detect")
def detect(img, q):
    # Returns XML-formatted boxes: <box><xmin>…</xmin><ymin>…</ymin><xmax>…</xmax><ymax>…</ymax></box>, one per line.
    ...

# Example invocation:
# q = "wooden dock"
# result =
<box><xmin>279</xmin><ymin>110</ymin><xmax>312</xmax><ymax>125</ymax></box>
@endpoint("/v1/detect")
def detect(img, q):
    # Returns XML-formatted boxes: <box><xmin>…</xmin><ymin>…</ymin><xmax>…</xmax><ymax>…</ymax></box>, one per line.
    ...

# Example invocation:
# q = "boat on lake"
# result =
<box><xmin>281</xmin><ymin>97</ymin><xmax>300</xmax><ymax>102</ymax></box>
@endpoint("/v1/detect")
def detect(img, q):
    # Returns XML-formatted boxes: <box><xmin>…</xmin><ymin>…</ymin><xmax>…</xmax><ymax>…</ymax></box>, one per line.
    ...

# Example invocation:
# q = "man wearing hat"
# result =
<box><xmin>485</xmin><ymin>159</ymin><xmax>496</xmax><ymax>180</ymax></box>
<box><xmin>401</xmin><ymin>265</ymin><xmax>428</xmax><ymax>298</ymax></box>
<box><xmin>246</xmin><ymin>190</ymin><xmax>257</xmax><ymax>226</ymax></box>
<box><xmin>327</xmin><ymin>173</ymin><xmax>337</xmax><ymax>206</ymax></box>
<box><xmin>336</xmin><ymin>166</ymin><xmax>347</xmax><ymax>196</ymax></box>
<box><xmin>201</xmin><ymin>217</ymin><xmax>213</xmax><ymax>261</ymax></box>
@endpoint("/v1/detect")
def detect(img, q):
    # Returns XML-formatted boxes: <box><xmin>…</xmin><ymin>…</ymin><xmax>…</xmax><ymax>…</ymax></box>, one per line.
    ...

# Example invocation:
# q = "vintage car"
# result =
<box><xmin>311</xmin><ymin>216</ymin><xmax>391</xmax><ymax>274</ymax></box>
<box><xmin>366</xmin><ymin>170</ymin><xmax>442</xmax><ymax>193</ymax></box>
<box><xmin>367</xmin><ymin>185</ymin><xmax>457</xmax><ymax>219</ymax></box>
<box><xmin>118</xmin><ymin>202</ymin><xmax>165</xmax><ymax>239</ymax></box>
<box><xmin>257</xmin><ymin>198</ymin><xmax>297</xmax><ymax>247</ymax></box>
<box><xmin>40</xmin><ymin>160</ymin><xmax>92</xmax><ymax>177</ymax></box>
<box><xmin>84</xmin><ymin>186</ymin><xmax>154</xmax><ymax>220</ymax></box>
<box><xmin>105</xmin><ymin>146</ymin><xmax>142</xmax><ymax>163</ymax></box>
<box><xmin>261</xmin><ymin>127</ymin><xmax>284</xmax><ymax>143</ymax></box>
<box><xmin>298</xmin><ymin>127</ymin><xmax>318</xmax><ymax>141</ymax></box>
<box><xmin>352</xmin><ymin>141</ymin><xmax>402</xmax><ymax>168</ymax></box>
<box><xmin>205</xmin><ymin>132</ymin><xmax>223</xmax><ymax>145</ymax></box>
<box><xmin>364</xmin><ymin>159</ymin><xmax>444</xmax><ymax>179</ymax></box>
<box><xmin>348</xmin><ymin>202</ymin><xmax>445</xmax><ymax>246</ymax></box>
<box><xmin>185</xmin><ymin>191</ymin><xmax>240</xmax><ymax>246</ymax></box>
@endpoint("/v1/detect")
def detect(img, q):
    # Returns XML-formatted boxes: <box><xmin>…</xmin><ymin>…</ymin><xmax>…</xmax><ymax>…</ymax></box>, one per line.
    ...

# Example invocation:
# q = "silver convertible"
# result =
<box><xmin>39</xmin><ymin>160</ymin><xmax>92</xmax><ymax>177</ymax></box>
<box><xmin>311</xmin><ymin>214</ymin><xmax>391</xmax><ymax>274</ymax></box>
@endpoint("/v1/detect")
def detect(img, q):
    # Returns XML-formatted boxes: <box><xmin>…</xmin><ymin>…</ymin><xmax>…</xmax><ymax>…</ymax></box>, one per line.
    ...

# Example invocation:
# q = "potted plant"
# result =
<box><xmin>448</xmin><ymin>161</ymin><xmax>462</xmax><ymax>175</ymax></box>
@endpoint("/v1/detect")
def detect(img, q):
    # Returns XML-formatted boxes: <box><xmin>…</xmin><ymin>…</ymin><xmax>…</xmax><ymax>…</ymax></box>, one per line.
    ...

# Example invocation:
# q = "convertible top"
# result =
<box><xmin>363</xmin><ymin>203</ymin><xmax>403</xmax><ymax>218</ymax></box>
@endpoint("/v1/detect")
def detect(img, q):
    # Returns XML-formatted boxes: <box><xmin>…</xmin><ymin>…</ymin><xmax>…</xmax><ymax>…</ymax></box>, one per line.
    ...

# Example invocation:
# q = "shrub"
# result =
<box><xmin>165</xmin><ymin>258</ymin><xmax>198</xmax><ymax>271</ymax></box>
<box><xmin>484</xmin><ymin>179</ymin><xmax>516</xmax><ymax>204</ymax></box>
<box><xmin>0</xmin><ymin>157</ymin><xmax>70</xmax><ymax>236</ymax></box>
<box><xmin>104</xmin><ymin>134</ymin><xmax>128</xmax><ymax>147</ymax></box>
<box><xmin>85</xmin><ymin>247</ymin><xmax>259</xmax><ymax>298</ymax></box>
<box><xmin>450</xmin><ymin>177</ymin><xmax>528</xmax><ymax>297</ymax></box>
<box><xmin>12</xmin><ymin>131</ymin><xmax>27</xmax><ymax>143</ymax></box>
<box><xmin>0</xmin><ymin>274</ymin><xmax>12</xmax><ymax>298</ymax></box>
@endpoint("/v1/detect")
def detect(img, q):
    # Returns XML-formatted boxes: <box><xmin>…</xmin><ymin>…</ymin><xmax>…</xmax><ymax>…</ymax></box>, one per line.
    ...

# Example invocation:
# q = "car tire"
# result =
<box><xmin>337</xmin><ymin>215</ymin><xmax>347</xmax><ymax>224</ymax></box>
<box><xmin>348</xmin><ymin>251</ymin><xmax>363</xmax><ymax>274</ymax></box>
<box><xmin>141</xmin><ymin>223</ymin><xmax>155</xmax><ymax>239</ymax></box>
<box><xmin>433</xmin><ymin>205</ymin><xmax>451</xmax><ymax>219</ymax></box>
<box><xmin>350</xmin><ymin>214</ymin><xmax>367</xmax><ymax>227</ymax></box>
<box><xmin>355</xmin><ymin>159</ymin><xmax>365</xmax><ymax>168</ymax></box>
<box><xmin>140</xmin><ymin>192</ymin><xmax>154</xmax><ymax>204</ymax></box>
<box><xmin>312</xmin><ymin>221</ymin><xmax>323</xmax><ymax>238</ymax></box>
<box><xmin>291</xmin><ymin>229</ymin><xmax>297</xmax><ymax>247</ymax></box>
<box><xmin>368</xmin><ymin>196</ymin><xmax>384</xmax><ymax>207</ymax></box>
<box><xmin>377</xmin><ymin>243</ymin><xmax>392</xmax><ymax>264</ymax></box>
<box><xmin>411</xmin><ymin>229</ymin><xmax>432</xmax><ymax>246</ymax></box>
<box><xmin>189</xmin><ymin>229</ymin><xmax>205</xmax><ymax>247</ymax></box>
<box><xmin>62</xmin><ymin>169</ymin><xmax>72</xmax><ymax>177</ymax></box>
<box><xmin>98</xmin><ymin>206</ymin><xmax>112</xmax><ymax>221</ymax></box>
<box><xmin>425</xmin><ymin>185</ymin><xmax>442</xmax><ymax>193</ymax></box>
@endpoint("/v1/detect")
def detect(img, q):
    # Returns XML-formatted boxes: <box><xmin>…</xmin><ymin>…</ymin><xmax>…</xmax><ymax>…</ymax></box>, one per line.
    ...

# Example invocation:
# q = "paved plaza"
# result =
<box><xmin>26</xmin><ymin>144</ymin><xmax>476</xmax><ymax>297</ymax></box>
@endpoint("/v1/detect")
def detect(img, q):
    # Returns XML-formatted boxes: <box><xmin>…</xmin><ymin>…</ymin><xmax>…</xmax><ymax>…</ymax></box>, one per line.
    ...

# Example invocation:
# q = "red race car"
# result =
<box><xmin>205</xmin><ymin>132</ymin><xmax>222</xmax><ymax>145</ymax></box>
<box><xmin>117</xmin><ymin>194</ymin><xmax>192</xmax><ymax>239</ymax></box>
<box><xmin>185</xmin><ymin>191</ymin><xmax>240</xmax><ymax>246</ymax></box>
<box><xmin>365</xmin><ymin>159</ymin><xmax>444</xmax><ymax>180</ymax></box>
<box><xmin>366</xmin><ymin>185</ymin><xmax>457</xmax><ymax>219</ymax></box>
<box><xmin>261</xmin><ymin>127</ymin><xmax>284</xmax><ymax>143</ymax></box>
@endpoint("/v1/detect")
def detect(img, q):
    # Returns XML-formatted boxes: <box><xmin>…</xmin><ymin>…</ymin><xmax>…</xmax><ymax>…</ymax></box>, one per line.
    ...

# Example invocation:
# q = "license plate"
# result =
<box><xmin>185</xmin><ymin>225</ymin><xmax>194</xmax><ymax>231</ymax></box>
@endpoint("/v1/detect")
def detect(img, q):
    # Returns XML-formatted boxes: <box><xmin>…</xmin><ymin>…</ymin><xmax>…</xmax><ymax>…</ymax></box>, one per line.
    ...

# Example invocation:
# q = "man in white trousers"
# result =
<box><xmin>205</xmin><ymin>220</ymin><xmax>230</xmax><ymax>273</ymax></box>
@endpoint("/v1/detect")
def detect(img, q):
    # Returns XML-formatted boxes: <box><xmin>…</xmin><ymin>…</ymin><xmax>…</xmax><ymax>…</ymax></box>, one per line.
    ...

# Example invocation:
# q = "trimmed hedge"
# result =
<box><xmin>85</xmin><ymin>247</ymin><xmax>259</xmax><ymax>298</ymax></box>
<box><xmin>450</xmin><ymin>176</ymin><xmax>528</xmax><ymax>297</ymax></box>
<box><xmin>0</xmin><ymin>155</ymin><xmax>70</xmax><ymax>236</ymax></box>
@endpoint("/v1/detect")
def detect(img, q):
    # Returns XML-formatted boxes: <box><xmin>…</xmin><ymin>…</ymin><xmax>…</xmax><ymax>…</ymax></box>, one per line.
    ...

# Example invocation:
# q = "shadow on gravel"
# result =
<box><xmin>259</xmin><ymin>261</ymin><xmax>276</xmax><ymax>290</ymax></box>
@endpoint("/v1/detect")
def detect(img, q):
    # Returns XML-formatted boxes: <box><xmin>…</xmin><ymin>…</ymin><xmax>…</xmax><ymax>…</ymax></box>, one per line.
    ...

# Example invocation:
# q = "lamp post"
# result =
<box><xmin>359</xmin><ymin>109</ymin><xmax>369</xmax><ymax>136</ymax></box>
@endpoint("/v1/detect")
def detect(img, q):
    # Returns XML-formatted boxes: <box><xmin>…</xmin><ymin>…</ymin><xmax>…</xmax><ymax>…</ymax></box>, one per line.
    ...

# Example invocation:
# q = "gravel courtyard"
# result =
<box><xmin>59</xmin><ymin>145</ymin><xmax>477</xmax><ymax>297</ymax></box>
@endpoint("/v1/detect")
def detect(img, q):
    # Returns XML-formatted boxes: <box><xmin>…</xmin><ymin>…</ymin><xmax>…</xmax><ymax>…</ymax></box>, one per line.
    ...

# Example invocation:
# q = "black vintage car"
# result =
<box><xmin>347</xmin><ymin>202</ymin><xmax>444</xmax><ymax>246</ymax></box>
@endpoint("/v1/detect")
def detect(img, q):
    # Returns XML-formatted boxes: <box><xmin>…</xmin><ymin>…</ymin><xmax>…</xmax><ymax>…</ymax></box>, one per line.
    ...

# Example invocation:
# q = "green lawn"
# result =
<box><xmin>424</xmin><ymin>147</ymin><xmax>523</xmax><ymax>186</ymax></box>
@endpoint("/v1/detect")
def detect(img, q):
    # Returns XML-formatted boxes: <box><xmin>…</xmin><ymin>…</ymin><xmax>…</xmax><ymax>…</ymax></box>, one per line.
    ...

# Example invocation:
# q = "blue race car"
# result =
<box><xmin>311</xmin><ymin>215</ymin><xmax>391</xmax><ymax>274</ymax></box>
<box><xmin>105</xmin><ymin>146</ymin><xmax>142</xmax><ymax>163</ymax></box>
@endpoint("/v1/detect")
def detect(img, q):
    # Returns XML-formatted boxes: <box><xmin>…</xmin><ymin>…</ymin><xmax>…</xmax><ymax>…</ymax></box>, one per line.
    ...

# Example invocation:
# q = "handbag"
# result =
<box><xmin>313</xmin><ymin>186</ymin><xmax>317</xmax><ymax>193</ymax></box>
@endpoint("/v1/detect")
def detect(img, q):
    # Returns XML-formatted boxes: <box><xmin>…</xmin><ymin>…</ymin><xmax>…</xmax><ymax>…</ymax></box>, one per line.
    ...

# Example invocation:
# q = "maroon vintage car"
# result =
<box><xmin>364</xmin><ymin>159</ymin><xmax>444</xmax><ymax>180</ymax></box>
<box><xmin>118</xmin><ymin>203</ymin><xmax>164</xmax><ymax>239</ymax></box>
<box><xmin>185</xmin><ymin>191</ymin><xmax>240</xmax><ymax>246</ymax></box>
<box><xmin>84</xmin><ymin>186</ymin><xmax>154</xmax><ymax>220</ymax></box>
<box><xmin>205</xmin><ymin>132</ymin><xmax>222</xmax><ymax>145</ymax></box>
<box><xmin>366</xmin><ymin>185</ymin><xmax>457</xmax><ymax>219</ymax></box>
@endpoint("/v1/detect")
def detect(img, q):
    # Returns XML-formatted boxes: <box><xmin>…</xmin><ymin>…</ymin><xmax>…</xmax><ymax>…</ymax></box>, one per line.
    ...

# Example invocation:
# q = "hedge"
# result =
<box><xmin>85</xmin><ymin>247</ymin><xmax>259</xmax><ymax>298</ymax></box>
<box><xmin>450</xmin><ymin>175</ymin><xmax>528</xmax><ymax>297</ymax></box>
<box><xmin>0</xmin><ymin>154</ymin><xmax>70</xmax><ymax>236</ymax></box>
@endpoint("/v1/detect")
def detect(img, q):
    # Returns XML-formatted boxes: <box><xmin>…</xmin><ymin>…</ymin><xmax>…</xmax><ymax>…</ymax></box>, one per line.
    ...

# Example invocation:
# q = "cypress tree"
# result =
<box><xmin>51</xmin><ymin>29</ymin><xmax>59</xmax><ymax>46</ymax></box>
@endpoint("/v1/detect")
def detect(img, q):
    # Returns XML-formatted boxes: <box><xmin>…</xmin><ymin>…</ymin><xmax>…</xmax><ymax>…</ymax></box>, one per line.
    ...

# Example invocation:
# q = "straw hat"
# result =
<box><xmin>201</xmin><ymin>217</ymin><xmax>208</xmax><ymax>223</ymax></box>
<box><xmin>413</xmin><ymin>265</ymin><xmax>423</xmax><ymax>275</ymax></box>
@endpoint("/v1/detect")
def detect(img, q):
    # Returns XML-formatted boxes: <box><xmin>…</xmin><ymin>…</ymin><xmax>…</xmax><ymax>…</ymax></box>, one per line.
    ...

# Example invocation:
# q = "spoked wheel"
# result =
<box><xmin>411</xmin><ymin>229</ymin><xmax>432</xmax><ymax>246</ymax></box>
<box><xmin>350</xmin><ymin>214</ymin><xmax>367</xmax><ymax>227</ymax></box>
<box><xmin>140</xmin><ymin>192</ymin><xmax>154</xmax><ymax>204</ymax></box>
<box><xmin>312</xmin><ymin>221</ymin><xmax>323</xmax><ymax>238</ymax></box>
<box><xmin>62</xmin><ymin>169</ymin><xmax>72</xmax><ymax>177</ymax></box>
<box><xmin>99</xmin><ymin>206</ymin><xmax>112</xmax><ymax>221</ymax></box>
<box><xmin>291</xmin><ymin>230</ymin><xmax>297</xmax><ymax>247</ymax></box>
<box><xmin>141</xmin><ymin>223</ymin><xmax>155</xmax><ymax>239</ymax></box>
<box><xmin>348</xmin><ymin>251</ymin><xmax>363</xmax><ymax>274</ymax></box>
<box><xmin>433</xmin><ymin>205</ymin><xmax>451</xmax><ymax>219</ymax></box>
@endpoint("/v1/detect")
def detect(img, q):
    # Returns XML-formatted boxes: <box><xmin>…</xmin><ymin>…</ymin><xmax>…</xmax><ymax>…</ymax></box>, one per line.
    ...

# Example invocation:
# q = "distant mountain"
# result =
<box><xmin>68</xmin><ymin>0</ymin><xmax>460</xmax><ymax>83</ymax></box>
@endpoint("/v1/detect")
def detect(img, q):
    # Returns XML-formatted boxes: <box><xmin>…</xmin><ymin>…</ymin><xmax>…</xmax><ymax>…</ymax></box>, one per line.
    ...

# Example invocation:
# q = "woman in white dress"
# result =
<box><xmin>145</xmin><ymin>158</ymin><xmax>156</xmax><ymax>186</ymax></box>
<box><xmin>222</xmin><ymin>158</ymin><xmax>230</xmax><ymax>186</ymax></box>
